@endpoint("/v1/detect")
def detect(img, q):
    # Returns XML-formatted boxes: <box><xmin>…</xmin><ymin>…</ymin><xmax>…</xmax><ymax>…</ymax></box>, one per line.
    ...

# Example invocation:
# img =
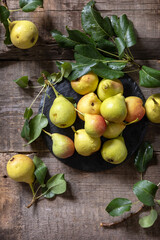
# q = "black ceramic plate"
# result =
<box><xmin>39</xmin><ymin>75</ymin><xmax>148</xmax><ymax>172</ymax></box>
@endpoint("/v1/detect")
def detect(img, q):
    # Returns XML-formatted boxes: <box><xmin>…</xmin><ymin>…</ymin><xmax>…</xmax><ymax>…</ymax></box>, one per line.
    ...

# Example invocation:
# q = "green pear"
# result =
<box><xmin>84</xmin><ymin>113</ymin><xmax>107</xmax><ymax>137</ymax></box>
<box><xmin>73</xmin><ymin>129</ymin><xmax>101</xmax><ymax>156</ymax></box>
<box><xmin>97</xmin><ymin>79</ymin><xmax>123</xmax><ymax>101</ymax></box>
<box><xmin>103</xmin><ymin>122</ymin><xmax>126</xmax><ymax>139</ymax></box>
<box><xmin>101</xmin><ymin>136</ymin><xmax>128</xmax><ymax>164</ymax></box>
<box><xmin>100</xmin><ymin>93</ymin><xmax>127</xmax><ymax>123</ymax></box>
<box><xmin>7</xmin><ymin>154</ymin><xmax>35</xmax><ymax>184</ymax></box>
<box><xmin>43</xmin><ymin>130</ymin><xmax>75</xmax><ymax>158</ymax></box>
<box><xmin>49</xmin><ymin>95</ymin><xmax>76</xmax><ymax>128</ymax></box>
<box><xmin>145</xmin><ymin>93</ymin><xmax>160</xmax><ymax>123</ymax></box>
<box><xmin>9</xmin><ymin>20</ymin><xmax>38</xmax><ymax>49</ymax></box>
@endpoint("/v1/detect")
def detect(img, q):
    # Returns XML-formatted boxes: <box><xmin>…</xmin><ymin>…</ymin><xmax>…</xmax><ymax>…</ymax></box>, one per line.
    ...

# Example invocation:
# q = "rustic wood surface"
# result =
<box><xmin>0</xmin><ymin>1</ymin><xmax>160</xmax><ymax>240</ymax></box>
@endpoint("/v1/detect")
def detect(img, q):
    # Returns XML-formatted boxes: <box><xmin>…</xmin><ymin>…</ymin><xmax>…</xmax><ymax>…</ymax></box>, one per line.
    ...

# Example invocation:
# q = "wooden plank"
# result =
<box><xmin>0</xmin><ymin>60</ymin><xmax>159</xmax><ymax>153</ymax></box>
<box><xmin>1</xmin><ymin>152</ymin><xmax>160</xmax><ymax>240</ymax></box>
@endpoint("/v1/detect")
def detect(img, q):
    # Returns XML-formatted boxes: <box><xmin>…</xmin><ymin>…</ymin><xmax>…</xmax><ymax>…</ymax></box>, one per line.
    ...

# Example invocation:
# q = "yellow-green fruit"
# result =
<box><xmin>97</xmin><ymin>79</ymin><xmax>123</xmax><ymax>101</ymax></box>
<box><xmin>100</xmin><ymin>93</ymin><xmax>127</xmax><ymax>123</ymax></box>
<box><xmin>9</xmin><ymin>20</ymin><xmax>38</xmax><ymax>49</ymax></box>
<box><xmin>103</xmin><ymin>122</ymin><xmax>126</xmax><ymax>139</ymax></box>
<box><xmin>145</xmin><ymin>93</ymin><xmax>160</xmax><ymax>123</ymax></box>
<box><xmin>101</xmin><ymin>136</ymin><xmax>128</xmax><ymax>164</ymax></box>
<box><xmin>71</xmin><ymin>72</ymin><xmax>99</xmax><ymax>95</ymax></box>
<box><xmin>7</xmin><ymin>154</ymin><xmax>35</xmax><ymax>184</ymax></box>
<box><xmin>49</xmin><ymin>95</ymin><xmax>76</xmax><ymax>128</ymax></box>
<box><xmin>74</xmin><ymin>129</ymin><xmax>101</xmax><ymax>156</ymax></box>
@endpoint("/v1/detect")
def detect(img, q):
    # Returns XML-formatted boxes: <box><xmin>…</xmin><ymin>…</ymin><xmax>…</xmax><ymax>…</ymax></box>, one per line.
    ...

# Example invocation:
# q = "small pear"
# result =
<box><xmin>103</xmin><ymin>122</ymin><xmax>126</xmax><ymax>139</ymax></box>
<box><xmin>101</xmin><ymin>136</ymin><xmax>128</xmax><ymax>164</ymax></box>
<box><xmin>7</xmin><ymin>154</ymin><xmax>35</xmax><ymax>184</ymax></box>
<box><xmin>100</xmin><ymin>93</ymin><xmax>127</xmax><ymax>123</ymax></box>
<box><xmin>71</xmin><ymin>72</ymin><xmax>99</xmax><ymax>95</ymax></box>
<box><xmin>97</xmin><ymin>79</ymin><xmax>123</xmax><ymax>101</ymax></box>
<box><xmin>77</xmin><ymin>92</ymin><xmax>101</xmax><ymax>120</ymax></box>
<box><xmin>9</xmin><ymin>20</ymin><xmax>38</xmax><ymax>49</ymax></box>
<box><xmin>73</xmin><ymin>129</ymin><xmax>101</xmax><ymax>156</ymax></box>
<box><xmin>125</xmin><ymin>96</ymin><xmax>145</xmax><ymax>122</ymax></box>
<box><xmin>43</xmin><ymin>130</ymin><xmax>75</xmax><ymax>159</ymax></box>
<box><xmin>84</xmin><ymin>114</ymin><xmax>107</xmax><ymax>137</ymax></box>
<box><xmin>49</xmin><ymin>95</ymin><xmax>76</xmax><ymax>128</ymax></box>
<box><xmin>145</xmin><ymin>93</ymin><xmax>160</xmax><ymax>123</ymax></box>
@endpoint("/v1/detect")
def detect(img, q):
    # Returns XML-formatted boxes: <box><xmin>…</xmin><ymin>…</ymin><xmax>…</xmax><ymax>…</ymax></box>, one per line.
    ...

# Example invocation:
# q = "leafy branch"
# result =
<box><xmin>51</xmin><ymin>0</ymin><xmax>160</xmax><ymax>88</ymax></box>
<box><xmin>101</xmin><ymin>142</ymin><xmax>160</xmax><ymax>228</ymax></box>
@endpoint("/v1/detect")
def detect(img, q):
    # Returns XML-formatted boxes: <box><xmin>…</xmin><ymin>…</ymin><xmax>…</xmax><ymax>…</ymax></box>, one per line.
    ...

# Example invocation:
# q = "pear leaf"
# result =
<box><xmin>66</xmin><ymin>28</ymin><xmax>95</xmax><ymax>46</ymax></box>
<box><xmin>139</xmin><ymin>65</ymin><xmax>160</xmax><ymax>88</ymax></box>
<box><xmin>45</xmin><ymin>173</ymin><xmax>67</xmax><ymax>195</ymax></box>
<box><xmin>19</xmin><ymin>0</ymin><xmax>43</xmax><ymax>12</ymax></box>
<box><xmin>28</xmin><ymin>114</ymin><xmax>48</xmax><ymax>144</ymax></box>
<box><xmin>134</xmin><ymin>142</ymin><xmax>153</xmax><ymax>173</ymax></box>
<box><xmin>0</xmin><ymin>6</ymin><xmax>11</xmax><ymax>44</ymax></box>
<box><xmin>139</xmin><ymin>209</ymin><xmax>158</xmax><ymax>228</ymax></box>
<box><xmin>51</xmin><ymin>30</ymin><xmax>76</xmax><ymax>48</ymax></box>
<box><xmin>13</xmin><ymin>76</ymin><xmax>29</xmax><ymax>88</ymax></box>
<box><xmin>21</xmin><ymin>119</ymin><xmax>30</xmax><ymax>141</ymax></box>
<box><xmin>37</xmin><ymin>71</ymin><xmax>50</xmax><ymax>85</ymax></box>
<box><xmin>24</xmin><ymin>107</ymin><xmax>33</xmax><ymax>120</ymax></box>
<box><xmin>33</xmin><ymin>156</ymin><xmax>47</xmax><ymax>185</ymax></box>
<box><xmin>106</xmin><ymin>198</ymin><xmax>132</xmax><ymax>216</ymax></box>
<box><xmin>61</xmin><ymin>62</ymin><xmax>72</xmax><ymax>78</ymax></box>
<box><xmin>133</xmin><ymin>180</ymin><xmax>158</xmax><ymax>206</ymax></box>
<box><xmin>155</xmin><ymin>200</ymin><xmax>160</xmax><ymax>205</ymax></box>
<box><xmin>115</xmin><ymin>37</ymin><xmax>125</xmax><ymax>59</ymax></box>
<box><xmin>41</xmin><ymin>187</ymin><xmax>55</xmax><ymax>199</ymax></box>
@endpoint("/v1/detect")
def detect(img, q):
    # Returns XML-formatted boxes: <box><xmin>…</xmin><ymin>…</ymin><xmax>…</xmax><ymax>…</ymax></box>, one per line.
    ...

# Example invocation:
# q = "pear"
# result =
<box><xmin>71</xmin><ymin>72</ymin><xmax>99</xmax><ymax>95</ymax></box>
<box><xmin>84</xmin><ymin>114</ymin><xmax>107</xmax><ymax>137</ymax></box>
<box><xmin>100</xmin><ymin>93</ymin><xmax>127</xmax><ymax>123</ymax></box>
<box><xmin>145</xmin><ymin>93</ymin><xmax>160</xmax><ymax>123</ymax></box>
<box><xmin>97</xmin><ymin>79</ymin><xmax>123</xmax><ymax>101</ymax></box>
<box><xmin>9</xmin><ymin>20</ymin><xmax>38</xmax><ymax>49</ymax></box>
<box><xmin>7</xmin><ymin>154</ymin><xmax>35</xmax><ymax>184</ymax></box>
<box><xmin>101</xmin><ymin>136</ymin><xmax>128</xmax><ymax>164</ymax></box>
<box><xmin>73</xmin><ymin>128</ymin><xmax>101</xmax><ymax>156</ymax></box>
<box><xmin>43</xmin><ymin>130</ymin><xmax>75</xmax><ymax>158</ymax></box>
<box><xmin>125</xmin><ymin>96</ymin><xmax>145</xmax><ymax>122</ymax></box>
<box><xmin>77</xmin><ymin>92</ymin><xmax>101</xmax><ymax>121</ymax></box>
<box><xmin>103</xmin><ymin>122</ymin><xmax>126</xmax><ymax>139</ymax></box>
<box><xmin>49</xmin><ymin>87</ymin><xmax>76</xmax><ymax>128</ymax></box>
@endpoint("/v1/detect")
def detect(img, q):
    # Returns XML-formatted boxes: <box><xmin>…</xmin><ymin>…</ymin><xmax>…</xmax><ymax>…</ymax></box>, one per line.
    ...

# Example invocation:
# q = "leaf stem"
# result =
<box><xmin>9</xmin><ymin>8</ymin><xmax>22</xmax><ymax>12</ymax></box>
<box><xmin>29</xmin><ymin>86</ymin><xmax>45</xmax><ymax>109</ymax></box>
<box><xmin>140</xmin><ymin>172</ymin><xmax>143</xmax><ymax>181</ymax></box>
<box><xmin>29</xmin><ymin>183</ymin><xmax>35</xmax><ymax>197</ymax></box>
<box><xmin>124</xmin><ymin>68</ymin><xmax>140</xmax><ymax>74</ymax></box>
<box><xmin>127</xmin><ymin>48</ymin><xmax>134</xmax><ymax>61</ymax></box>
<box><xmin>100</xmin><ymin>205</ymin><xmax>144</xmax><ymax>227</ymax></box>
<box><xmin>97</xmin><ymin>48</ymin><xmax>119</xmax><ymax>58</ymax></box>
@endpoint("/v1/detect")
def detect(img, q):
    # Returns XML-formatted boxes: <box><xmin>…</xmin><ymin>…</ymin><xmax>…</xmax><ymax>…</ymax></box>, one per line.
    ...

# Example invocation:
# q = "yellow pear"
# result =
<box><xmin>71</xmin><ymin>72</ymin><xmax>99</xmax><ymax>95</ymax></box>
<box><xmin>77</xmin><ymin>92</ymin><xmax>101</xmax><ymax>120</ymax></box>
<box><xmin>9</xmin><ymin>20</ymin><xmax>38</xmax><ymax>49</ymax></box>
<box><xmin>145</xmin><ymin>93</ymin><xmax>160</xmax><ymax>123</ymax></box>
<box><xmin>74</xmin><ymin>129</ymin><xmax>101</xmax><ymax>156</ymax></box>
<box><xmin>101</xmin><ymin>136</ymin><xmax>128</xmax><ymax>164</ymax></box>
<box><xmin>97</xmin><ymin>79</ymin><xmax>123</xmax><ymax>101</ymax></box>
<box><xmin>7</xmin><ymin>154</ymin><xmax>35</xmax><ymax>184</ymax></box>
<box><xmin>103</xmin><ymin>122</ymin><xmax>126</xmax><ymax>139</ymax></box>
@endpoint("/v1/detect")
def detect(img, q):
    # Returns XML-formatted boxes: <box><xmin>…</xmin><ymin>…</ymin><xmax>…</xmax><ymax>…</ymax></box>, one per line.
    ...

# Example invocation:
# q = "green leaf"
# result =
<box><xmin>139</xmin><ymin>209</ymin><xmax>158</xmax><ymax>228</ymax></box>
<box><xmin>0</xmin><ymin>6</ymin><xmax>11</xmax><ymax>45</ymax></box>
<box><xmin>19</xmin><ymin>0</ymin><xmax>43</xmax><ymax>12</ymax></box>
<box><xmin>115</xmin><ymin>37</ymin><xmax>125</xmax><ymax>59</ymax></box>
<box><xmin>3</xmin><ymin>20</ymin><xmax>12</xmax><ymax>44</ymax></box>
<box><xmin>134</xmin><ymin>142</ymin><xmax>153</xmax><ymax>173</ymax></box>
<box><xmin>155</xmin><ymin>200</ymin><xmax>160</xmax><ymax>205</ymax></box>
<box><xmin>33</xmin><ymin>156</ymin><xmax>47</xmax><ymax>185</ymax></box>
<box><xmin>108</xmin><ymin>62</ymin><xmax>126</xmax><ymax>71</ymax></box>
<box><xmin>133</xmin><ymin>180</ymin><xmax>158</xmax><ymax>206</ymax></box>
<box><xmin>96</xmin><ymin>39</ymin><xmax>117</xmax><ymax>54</ymax></box>
<box><xmin>28</xmin><ymin>114</ymin><xmax>48</xmax><ymax>144</ymax></box>
<box><xmin>61</xmin><ymin>62</ymin><xmax>72</xmax><ymax>78</ymax></box>
<box><xmin>66</xmin><ymin>28</ymin><xmax>95</xmax><ymax>46</ymax></box>
<box><xmin>46</xmin><ymin>173</ymin><xmax>67</xmax><ymax>195</ymax></box>
<box><xmin>21</xmin><ymin>119</ymin><xmax>30</xmax><ymax>141</ymax></box>
<box><xmin>51</xmin><ymin>30</ymin><xmax>77</xmax><ymax>48</ymax></box>
<box><xmin>24</xmin><ymin>107</ymin><xmax>33</xmax><ymax>120</ymax></box>
<box><xmin>91</xmin><ymin>62</ymin><xmax>124</xmax><ymax>79</ymax></box>
<box><xmin>139</xmin><ymin>65</ymin><xmax>160</xmax><ymax>88</ymax></box>
<box><xmin>13</xmin><ymin>76</ymin><xmax>28</xmax><ymax>88</ymax></box>
<box><xmin>75</xmin><ymin>44</ymin><xmax>106</xmax><ymax>61</ymax></box>
<box><xmin>37</xmin><ymin>71</ymin><xmax>50</xmax><ymax>85</ymax></box>
<box><xmin>106</xmin><ymin>198</ymin><xmax>132</xmax><ymax>217</ymax></box>
<box><xmin>81</xmin><ymin>0</ymin><xmax>113</xmax><ymax>41</ymax></box>
<box><xmin>42</xmin><ymin>187</ymin><xmax>55</xmax><ymax>199</ymax></box>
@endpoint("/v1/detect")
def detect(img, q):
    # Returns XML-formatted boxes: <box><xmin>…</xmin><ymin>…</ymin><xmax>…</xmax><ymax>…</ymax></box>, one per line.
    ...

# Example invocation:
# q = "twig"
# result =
<box><xmin>100</xmin><ymin>205</ymin><xmax>144</xmax><ymax>227</ymax></box>
<box><xmin>2</xmin><ymin>0</ymin><xmax>8</xmax><ymax>9</ymax></box>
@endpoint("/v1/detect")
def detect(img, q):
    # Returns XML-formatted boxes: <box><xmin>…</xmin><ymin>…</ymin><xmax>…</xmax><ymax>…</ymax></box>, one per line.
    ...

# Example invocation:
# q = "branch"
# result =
<box><xmin>100</xmin><ymin>205</ymin><xmax>144</xmax><ymax>227</ymax></box>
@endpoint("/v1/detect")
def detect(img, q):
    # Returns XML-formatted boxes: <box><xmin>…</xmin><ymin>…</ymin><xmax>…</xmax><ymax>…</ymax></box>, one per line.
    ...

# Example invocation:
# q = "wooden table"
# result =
<box><xmin>1</xmin><ymin>1</ymin><xmax>160</xmax><ymax>239</ymax></box>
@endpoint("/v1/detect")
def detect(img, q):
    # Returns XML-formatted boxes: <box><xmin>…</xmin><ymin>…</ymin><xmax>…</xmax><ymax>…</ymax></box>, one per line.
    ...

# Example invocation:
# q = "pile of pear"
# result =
<box><xmin>48</xmin><ymin>72</ymin><xmax>159</xmax><ymax>165</ymax></box>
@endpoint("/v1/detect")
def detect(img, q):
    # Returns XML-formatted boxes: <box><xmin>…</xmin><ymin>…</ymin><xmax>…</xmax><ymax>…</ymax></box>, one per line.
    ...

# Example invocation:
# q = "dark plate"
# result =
<box><xmin>39</xmin><ymin>75</ymin><xmax>148</xmax><ymax>172</ymax></box>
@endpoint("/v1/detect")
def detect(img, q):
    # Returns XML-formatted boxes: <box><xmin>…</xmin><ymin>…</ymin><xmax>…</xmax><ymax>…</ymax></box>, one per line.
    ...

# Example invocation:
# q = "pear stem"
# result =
<box><xmin>75</xmin><ymin>108</ymin><xmax>84</xmax><ymax>116</ymax></box>
<box><xmin>41</xmin><ymin>73</ymin><xmax>60</xmax><ymax>98</ymax></box>
<box><xmin>29</xmin><ymin>86</ymin><xmax>45</xmax><ymax>109</ymax></box>
<box><xmin>152</xmin><ymin>98</ymin><xmax>159</xmax><ymax>105</ymax></box>
<box><xmin>29</xmin><ymin>183</ymin><xmax>35</xmax><ymax>197</ymax></box>
<box><xmin>71</xmin><ymin>126</ymin><xmax>77</xmax><ymax>134</ymax></box>
<box><xmin>42</xmin><ymin>129</ymin><xmax>52</xmax><ymax>137</ymax></box>
<box><xmin>125</xmin><ymin>118</ymin><xmax>139</xmax><ymax>126</ymax></box>
<box><xmin>9</xmin><ymin>8</ymin><xmax>22</xmax><ymax>12</ymax></box>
